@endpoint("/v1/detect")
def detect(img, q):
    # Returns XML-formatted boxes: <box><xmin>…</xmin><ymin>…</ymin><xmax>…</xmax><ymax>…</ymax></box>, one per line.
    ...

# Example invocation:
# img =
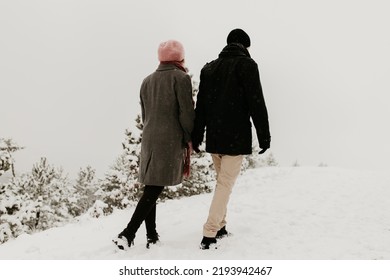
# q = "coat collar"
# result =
<box><xmin>156</xmin><ymin>63</ymin><xmax>180</xmax><ymax>71</ymax></box>
<box><xmin>219</xmin><ymin>43</ymin><xmax>251</xmax><ymax>58</ymax></box>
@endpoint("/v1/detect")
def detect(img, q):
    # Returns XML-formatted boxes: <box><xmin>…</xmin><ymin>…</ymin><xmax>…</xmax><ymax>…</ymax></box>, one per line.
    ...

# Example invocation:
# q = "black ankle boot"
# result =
<box><xmin>200</xmin><ymin>236</ymin><xmax>217</xmax><ymax>250</ymax></box>
<box><xmin>113</xmin><ymin>228</ymin><xmax>135</xmax><ymax>250</ymax></box>
<box><xmin>216</xmin><ymin>226</ymin><xmax>229</xmax><ymax>239</ymax></box>
<box><xmin>146</xmin><ymin>233</ymin><xmax>160</xmax><ymax>249</ymax></box>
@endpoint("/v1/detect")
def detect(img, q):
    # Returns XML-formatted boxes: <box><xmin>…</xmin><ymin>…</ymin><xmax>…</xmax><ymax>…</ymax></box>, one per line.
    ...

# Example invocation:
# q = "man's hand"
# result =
<box><xmin>259</xmin><ymin>138</ymin><xmax>270</xmax><ymax>154</ymax></box>
<box><xmin>259</xmin><ymin>148</ymin><xmax>268</xmax><ymax>154</ymax></box>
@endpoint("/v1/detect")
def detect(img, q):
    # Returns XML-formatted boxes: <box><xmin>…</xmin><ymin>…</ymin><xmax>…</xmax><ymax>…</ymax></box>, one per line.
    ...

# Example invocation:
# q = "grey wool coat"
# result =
<box><xmin>138</xmin><ymin>63</ymin><xmax>195</xmax><ymax>186</ymax></box>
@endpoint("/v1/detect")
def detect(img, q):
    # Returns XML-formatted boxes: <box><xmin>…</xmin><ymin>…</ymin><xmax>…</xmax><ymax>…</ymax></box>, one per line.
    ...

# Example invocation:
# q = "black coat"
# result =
<box><xmin>192</xmin><ymin>43</ymin><xmax>270</xmax><ymax>155</ymax></box>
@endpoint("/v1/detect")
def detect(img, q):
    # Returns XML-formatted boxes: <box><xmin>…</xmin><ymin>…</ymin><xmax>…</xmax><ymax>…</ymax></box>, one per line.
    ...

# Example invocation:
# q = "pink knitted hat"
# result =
<box><xmin>158</xmin><ymin>40</ymin><xmax>185</xmax><ymax>62</ymax></box>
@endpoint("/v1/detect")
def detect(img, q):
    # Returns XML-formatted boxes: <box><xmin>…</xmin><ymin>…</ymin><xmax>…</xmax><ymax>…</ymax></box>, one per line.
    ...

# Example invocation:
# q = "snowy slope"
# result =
<box><xmin>0</xmin><ymin>166</ymin><xmax>389</xmax><ymax>260</ymax></box>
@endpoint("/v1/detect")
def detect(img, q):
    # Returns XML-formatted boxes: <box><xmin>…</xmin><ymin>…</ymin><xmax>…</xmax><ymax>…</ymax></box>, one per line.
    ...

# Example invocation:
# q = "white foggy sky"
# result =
<box><xmin>1</xmin><ymin>0</ymin><xmax>390</xmax><ymax>178</ymax></box>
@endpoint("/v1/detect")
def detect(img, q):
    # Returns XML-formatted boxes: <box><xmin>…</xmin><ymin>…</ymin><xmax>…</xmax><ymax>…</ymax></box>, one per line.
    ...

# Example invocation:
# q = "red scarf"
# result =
<box><xmin>183</xmin><ymin>142</ymin><xmax>192</xmax><ymax>178</ymax></box>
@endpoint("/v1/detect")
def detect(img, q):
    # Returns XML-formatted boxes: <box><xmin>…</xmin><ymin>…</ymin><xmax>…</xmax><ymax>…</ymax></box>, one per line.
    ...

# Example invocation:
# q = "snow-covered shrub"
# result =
<box><xmin>243</xmin><ymin>147</ymin><xmax>278</xmax><ymax>170</ymax></box>
<box><xmin>0</xmin><ymin>138</ymin><xmax>24</xmax><ymax>177</ymax></box>
<box><xmin>96</xmin><ymin>170</ymin><xmax>142</xmax><ymax>214</ymax></box>
<box><xmin>0</xmin><ymin>158</ymin><xmax>77</xmax><ymax>243</ymax></box>
<box><xmin>26</xmin><ymin>158</ymin><xmax>74</xmax><ymax>230</ymax></box>
<box><xmin>0</xmin><ymin>153</ymin><xmax>11</xmax><ymax>177</ymax></box>
<box><xmin>160</xmin><ymin>149</ymin><xmax>214</xmax><ymax>200</ymax></box>
<box><xmin>0</xmin><ymin>175</ymin><xmax>31</xmax><ymax>241</ymax></box>
<box><xmin>292</xmin><ymin>160</ymin><xmax>300</xmax><ymax>167</ymax></box>
<box><xmin>94</xmin><ymin>121</ymin><xmax>144</xmax><ymax>215</ymax></box>
<box><xmin>70</xmin><ymin>166</ymin><xmax>99</xmax><ymax>217</ymax></box>
<box><xmin>0</xmin><ymin>223</ymin><xmax>12</xmax><ymax>243</ymax></box>
<box><xmin>262</xmin><ymin>152</ymin><xmax>278</xmax><ymax>167</ymax></box>
<box><xmin>86</xmin><ymin>200</ymin><xmax>110</xmax><ymax>218</ymax></box>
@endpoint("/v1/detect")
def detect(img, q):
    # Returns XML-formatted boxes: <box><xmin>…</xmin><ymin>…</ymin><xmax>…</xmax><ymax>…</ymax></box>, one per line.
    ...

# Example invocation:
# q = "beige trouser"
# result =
<box><xmin>203</xmin><ymin>154</ymin><xmax>244</xmax><ymax>238</ymax></box>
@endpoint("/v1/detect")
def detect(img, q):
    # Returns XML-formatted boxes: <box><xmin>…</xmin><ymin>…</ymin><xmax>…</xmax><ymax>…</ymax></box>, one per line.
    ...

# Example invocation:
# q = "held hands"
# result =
<box><xmin>186</xmin><ymin>141</ymin><xmax>193</xmax><ymax>155</ymax></box>
<box><xmin>192</xmin><ymin>142</ymin><xmax>201</xmax><ymax>153</ymax></box>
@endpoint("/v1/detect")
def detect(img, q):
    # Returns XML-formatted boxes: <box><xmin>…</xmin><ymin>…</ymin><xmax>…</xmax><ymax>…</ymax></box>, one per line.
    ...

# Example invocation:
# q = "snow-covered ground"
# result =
<box><xmin>1</xmin><ymin>166</ymin><xmax>390</xmax><ymax>260</ymax></box>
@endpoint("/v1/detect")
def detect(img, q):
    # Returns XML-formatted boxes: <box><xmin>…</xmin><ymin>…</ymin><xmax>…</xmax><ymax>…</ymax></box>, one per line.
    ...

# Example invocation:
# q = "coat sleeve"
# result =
<box><xmin>191</xmin><ymin>70</ymin><xmax>207</xmax><ymax>148</ymax></box>
<box><xmin>239</xmin><ymin>60</ymin><xmax>271</xmax><ymax>149</ymax></box>
<box><xmin>140</xmin><ymin>79</ymin><xmax>146</xmax><ymax>123</ymax></box>
<box><xmin>175</xmin><ymin>74</ymin><xmax>195</xmax><ymax>143</ymax></box>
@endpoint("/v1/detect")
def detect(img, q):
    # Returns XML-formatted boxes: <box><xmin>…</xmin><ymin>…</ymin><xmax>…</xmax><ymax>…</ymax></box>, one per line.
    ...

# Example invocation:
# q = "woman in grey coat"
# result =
<box><xmin>113</xmin><ymin>40</ymin><xmax>195</xmax><ymax>250</ymax></box>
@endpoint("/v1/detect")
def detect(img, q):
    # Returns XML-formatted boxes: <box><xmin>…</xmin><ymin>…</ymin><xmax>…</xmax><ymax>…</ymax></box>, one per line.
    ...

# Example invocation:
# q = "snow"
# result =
<box><xmin>0</xmin><ymin>166</ymin><xmax>389</xmax><ymax>260</ymax></box>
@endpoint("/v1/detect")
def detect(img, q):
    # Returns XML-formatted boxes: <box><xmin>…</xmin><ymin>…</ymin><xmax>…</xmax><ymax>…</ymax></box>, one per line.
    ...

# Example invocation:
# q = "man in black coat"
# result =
<box><xmin>192</xmin><ymin>28</ymin><xmax>271</xmax><ymax>249</ymax></box>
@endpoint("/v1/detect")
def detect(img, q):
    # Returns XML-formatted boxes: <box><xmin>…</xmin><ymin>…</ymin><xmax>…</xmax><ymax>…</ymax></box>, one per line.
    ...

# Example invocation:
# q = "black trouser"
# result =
<box><xmin>125</xmin><ymin>185</ymin><xmax>164</xmax><ymax>238</ymax></box>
